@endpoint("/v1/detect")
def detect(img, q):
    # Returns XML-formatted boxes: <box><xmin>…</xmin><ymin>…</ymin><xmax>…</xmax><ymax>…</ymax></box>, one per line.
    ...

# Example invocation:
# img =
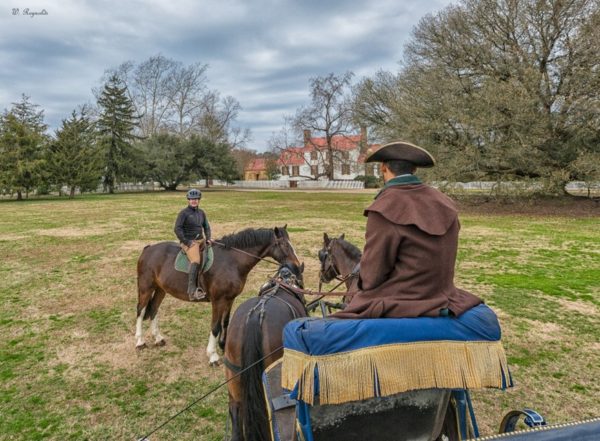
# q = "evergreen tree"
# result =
<box><xmin>96</xmin><ymin>74</ymin><xmax>140</xmax><ymax>193</ymax></box>
<box><xmin>47</xmin><ymin>107</ymin><xmax>103</xmax><ymax>198</ymax></box>
<box><xmin>0</xmin><ymin>95</ymin><xmax>48</xmax><ymax>200</ymax></box>
<box><xmin>140</xmin><ymin>132</ymin><xmax>195</xmax><ymax>190</ymax></box>
<box><xmin>188</xmin><ymin>136</ymin><xmax>239</xmax><ymax>186</ymax></box>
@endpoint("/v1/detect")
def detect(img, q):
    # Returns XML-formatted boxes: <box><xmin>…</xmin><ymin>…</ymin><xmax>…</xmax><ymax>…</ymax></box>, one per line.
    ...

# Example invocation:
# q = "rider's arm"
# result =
<box><xmin>358</xmin><ymin>211</ymin><xmax>401</xmax><ymax>291</ymax></box>
<box><xmin>202</xmin><ymin>212</ymin><xmax>211</xmax><ymax>240</ymax></box>
<box><xmin>174</xmin><ymin>210</ymin><xmax>189</xmax><ymax>245</ymax></box>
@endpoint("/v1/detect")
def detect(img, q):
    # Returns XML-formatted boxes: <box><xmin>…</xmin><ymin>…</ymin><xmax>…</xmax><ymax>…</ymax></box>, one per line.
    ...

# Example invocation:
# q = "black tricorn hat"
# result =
<box><xmin>365</xmin><ymin>141</ymin><xmax>435</xmax><ymax>167</ymax></box>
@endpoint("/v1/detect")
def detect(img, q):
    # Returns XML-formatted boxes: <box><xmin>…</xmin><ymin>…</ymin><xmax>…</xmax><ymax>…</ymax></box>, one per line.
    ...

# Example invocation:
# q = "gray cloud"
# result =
<box><xmin>0</xmin><ymin>0</ymin><xmax>453</xmax><ymax>150</ymax></box>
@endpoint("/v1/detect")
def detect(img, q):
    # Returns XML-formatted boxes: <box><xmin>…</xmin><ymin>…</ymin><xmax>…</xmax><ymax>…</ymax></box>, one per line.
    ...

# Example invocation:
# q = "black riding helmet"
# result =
<box><xmin>186</xmin><ymin>188</ymin><xmax>202</xmax><ymax>200</ymax></box>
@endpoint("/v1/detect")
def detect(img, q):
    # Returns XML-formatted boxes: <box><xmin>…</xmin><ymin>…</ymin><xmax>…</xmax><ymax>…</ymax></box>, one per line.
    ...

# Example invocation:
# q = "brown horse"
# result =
<box><xmin>319</xmin><ymin>232</ymin><xmax>361</xmax><ymax>294</ymax></box>
<box><xmin>135</xmin><ymin>226</ymin><xmax>301</xmax><ymax>365</ymax></box>
<box><xmin>223</xmin><ymin>264</ymin><xmax>306</xmax><ymax>441</ymax></box>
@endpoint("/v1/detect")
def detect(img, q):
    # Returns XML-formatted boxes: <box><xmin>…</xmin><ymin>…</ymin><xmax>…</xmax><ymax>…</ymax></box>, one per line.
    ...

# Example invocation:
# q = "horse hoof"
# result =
<box><xmin>209</xmin><ymin>359</ymin><xmax>221</xmax><ymax>367</ymax></box>
<box><xmin>155</xmin><ymin>339</ymin><xmax>166</xmax><ymax>347</ymax></box>
<box><xmin>136</xmin><ymin>343</ymin><xmax>148</xmax><ymax>351</ymax></box>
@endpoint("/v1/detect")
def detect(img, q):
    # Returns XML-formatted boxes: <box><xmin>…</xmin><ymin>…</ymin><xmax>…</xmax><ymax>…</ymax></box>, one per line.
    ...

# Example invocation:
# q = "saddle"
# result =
<box><xmin>174</xmin><ymin>244</ymin><xmax>214</xmax><ymax>274</ymax></box>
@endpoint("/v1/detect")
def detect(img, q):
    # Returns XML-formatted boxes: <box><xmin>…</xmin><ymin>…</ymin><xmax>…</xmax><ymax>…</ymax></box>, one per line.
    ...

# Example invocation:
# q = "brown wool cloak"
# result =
<box><xmin>333</xmin><ymin>184</ymin><xmax>482</xmax><ymax>319</ymax></box>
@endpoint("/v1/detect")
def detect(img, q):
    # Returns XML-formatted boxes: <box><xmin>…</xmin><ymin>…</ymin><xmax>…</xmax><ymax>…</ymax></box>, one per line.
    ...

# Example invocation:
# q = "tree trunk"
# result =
<box><xmin>17</xmin><ymin>190</ymin><xmax>22</xmax><ymax>201</ymax></box>
<box><xmin>70</xmin><ymin>186</ymin><xmax>76</xmax><ymax>199</ymax></box>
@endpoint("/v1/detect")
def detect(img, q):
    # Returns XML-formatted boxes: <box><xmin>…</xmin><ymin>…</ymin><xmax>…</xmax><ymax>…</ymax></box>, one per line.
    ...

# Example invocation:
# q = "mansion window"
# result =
<box><xmin>341</xmin><ymin>151</ymin><xmax>350</xmax><ymax>160</ymax></box>
<box><xmin>310</xmin><ymin>151</ymin><xmax>318</xmax><ymax>160</ymax></box>
<box><xmin>342</xmin><ymin>164</ymin><xmax>350</xmax><ymax>175</ymax></box>
<box><xmin>311</xmin><ymin>165</ymin><xmax>318</xmax><ymax>176</ymax></box>
<box><xmin>281</xmin><ymin>166</ymin><xmax>289</xmax><ymax>175</ymax></box>
<box><xmin>292</xmin><ymin>166</ymin><xmax>300</xmax><ymax>177</ymax></box>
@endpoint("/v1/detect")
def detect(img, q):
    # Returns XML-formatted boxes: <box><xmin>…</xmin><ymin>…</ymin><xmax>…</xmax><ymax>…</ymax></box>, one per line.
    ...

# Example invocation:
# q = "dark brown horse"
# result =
<box><xmin>319</xmin><ymin>232</ymin><xmax>361</xmax><ymax>294</ymax></box>
<box><xmin>135</xmin><ymin>226</ymin><xmax>301</xmax><ymax>365</ymax></box>
<box><xmin>223</xmin><ymin>264</ymin><xmax>307</xmax><ymax>441</ymax></box>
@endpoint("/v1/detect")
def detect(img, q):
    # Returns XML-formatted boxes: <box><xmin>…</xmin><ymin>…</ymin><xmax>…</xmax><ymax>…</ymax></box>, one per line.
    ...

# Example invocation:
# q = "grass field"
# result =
<box><xmin>0</xmin><ymin>190</ymin><xmax>598</xmax><ymax>440</ymax></box>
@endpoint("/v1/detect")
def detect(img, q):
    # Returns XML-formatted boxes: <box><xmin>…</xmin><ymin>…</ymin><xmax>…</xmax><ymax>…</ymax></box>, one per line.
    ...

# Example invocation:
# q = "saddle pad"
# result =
<box><xmin>174</xmin><ymin>246</ymin><xmax>214</xmax><ymax>274</ymax></box>
<box><xmin>281</xmin><ymin>304</ymin><xmax>512</xmax><ymax>405</ymax></box>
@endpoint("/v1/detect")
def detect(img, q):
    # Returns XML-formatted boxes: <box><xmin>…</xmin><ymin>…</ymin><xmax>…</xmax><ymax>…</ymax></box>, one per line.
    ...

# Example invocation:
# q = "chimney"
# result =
<box><xmin>360</xmin><ymin>126</ymin><xmax>368</xmax><ymax>152</ymax></box>
<box><xmin>303</xmin><ymin>129</ymin><xmax>311</xmax><ymax>147</ymax></box>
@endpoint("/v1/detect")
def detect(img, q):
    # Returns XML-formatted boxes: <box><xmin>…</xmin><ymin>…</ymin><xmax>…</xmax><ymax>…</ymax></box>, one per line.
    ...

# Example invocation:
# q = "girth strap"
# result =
<box><xmin>222</xmin><ymin>356</ymin><xmax>242</xmax><ymax>374</ymax></box>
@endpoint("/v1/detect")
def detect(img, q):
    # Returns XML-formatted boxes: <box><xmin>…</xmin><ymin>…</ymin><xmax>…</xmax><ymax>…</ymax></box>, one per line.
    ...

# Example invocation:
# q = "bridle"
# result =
<box><xmin>319</xmin><ymin>240</ymin><xmax>358</xmax><ymax>285</ymax></box>
<box><xmin>209</xmin><ymin>232</ymin><xmax>298</xmax><ymax>268</ymax></box>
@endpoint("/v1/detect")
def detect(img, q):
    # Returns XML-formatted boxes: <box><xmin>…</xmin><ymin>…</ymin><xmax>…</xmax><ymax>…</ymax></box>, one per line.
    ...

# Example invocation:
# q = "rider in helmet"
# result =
<box><xmin>174</xmin><ymin>188</ymin><xmax>212</xmax><ymax>301</ymax></box>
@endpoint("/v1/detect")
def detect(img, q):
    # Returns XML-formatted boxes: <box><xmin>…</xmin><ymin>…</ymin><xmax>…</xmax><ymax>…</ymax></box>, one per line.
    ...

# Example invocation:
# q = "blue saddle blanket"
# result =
<box><xmin>281</xmin><ymin>304</ymin><xmax>512</xmax><ymax>405</ymax></box>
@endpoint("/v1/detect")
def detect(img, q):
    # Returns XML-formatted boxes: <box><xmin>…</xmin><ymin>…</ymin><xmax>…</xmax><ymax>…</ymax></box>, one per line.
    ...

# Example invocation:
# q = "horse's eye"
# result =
<box><xmin>318</xmin><ymin>250</ymin><xmax>327</xmax><ymax>262</ymax></box>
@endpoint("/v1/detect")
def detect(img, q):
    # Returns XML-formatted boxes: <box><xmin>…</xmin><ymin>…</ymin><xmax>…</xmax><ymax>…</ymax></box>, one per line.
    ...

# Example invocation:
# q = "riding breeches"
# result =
<box><xmin>181</xmin><ymin>240</ymin><xmax>204</xmax><ymax>264</ymax></box>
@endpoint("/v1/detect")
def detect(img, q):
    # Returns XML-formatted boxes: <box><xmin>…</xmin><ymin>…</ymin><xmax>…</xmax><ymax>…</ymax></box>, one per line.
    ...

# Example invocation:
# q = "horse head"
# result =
<box><xmin>278</xmin><ymin>261</ymin><xmax>304</xmax><ymax>289</ymax></box>
<box><xmin>319</xmin><ymin>232</ymin><xmax>346</xmax><ymax>283</ymax></box>
<box><xmin>269</xmin><ymin>224</ymin><xmax>302</xmax><ymax>271</ymax></box>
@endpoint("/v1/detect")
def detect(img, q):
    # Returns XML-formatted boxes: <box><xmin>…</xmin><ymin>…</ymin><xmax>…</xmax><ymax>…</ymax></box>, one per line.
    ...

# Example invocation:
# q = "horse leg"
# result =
<box><xmin>218</xmin><ymin>300</ymin><xmax>234</xmax><ymax>351</ymax></box>
<box><xmin>135</xmin><ymin>280</ymin><xmax>155</xmax><ymax>350</ymax></box>
<box><xmin>207</xmin><ymin>298</ymin><xmax>228</xmax><ymax>365</ymax></box>
<box><xmin>149</xmin><ymin>288</ymin><xmax>167</xmax><ymax>346</ymax></box>
<box><xmin>228</xmin><ymin>400</ymin><xmax>243</xmax><ymax>441</ymax></box>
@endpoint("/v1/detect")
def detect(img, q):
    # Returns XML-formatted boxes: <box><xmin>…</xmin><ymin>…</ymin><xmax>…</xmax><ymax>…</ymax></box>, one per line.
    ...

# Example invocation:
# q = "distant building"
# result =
<box><xmin>244</xmin><ymin>158</ymin><xmax>269</xmax><ymax>181</ymax></box>
<box><xmin>277</xmin><ymin>129</ymin><xmax>380</xmax><ymax>182</ymax></box>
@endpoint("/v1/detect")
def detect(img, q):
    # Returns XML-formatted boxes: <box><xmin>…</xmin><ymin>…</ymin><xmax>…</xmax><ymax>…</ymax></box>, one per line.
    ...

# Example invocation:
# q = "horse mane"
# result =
<box><xmin>218</xmin><ymin>228</ymin><xmax>275</xmax><ymax>249</ymax></box>
<box><xmin>337</xmin><ymin>238</ymin><xmax>362</xmax><ymax>261</ymax></box>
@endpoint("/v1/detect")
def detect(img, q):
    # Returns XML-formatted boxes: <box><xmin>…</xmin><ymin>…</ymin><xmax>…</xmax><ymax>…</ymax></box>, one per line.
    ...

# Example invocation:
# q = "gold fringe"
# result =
<box><xmin>281</xmin><ymin>340</ymin><xmax>510</xmax><ymax>405</ymax></box>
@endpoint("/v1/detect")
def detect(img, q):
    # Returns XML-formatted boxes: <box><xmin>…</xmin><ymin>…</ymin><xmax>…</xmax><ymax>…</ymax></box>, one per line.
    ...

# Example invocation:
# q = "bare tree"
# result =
<box><xmin>293</xmin><ymin>72</ymin><xmax>356</xmax><ymax>180</ymax></box>
<box><xmin>167</xmin><ymin>61</ymin><xmax>209</xmax><ymax>136</ymax></box>
<box><xmin>131</xmin><ymin>55</ymin><xmax>177</xmax><ymax>137</ymax></box>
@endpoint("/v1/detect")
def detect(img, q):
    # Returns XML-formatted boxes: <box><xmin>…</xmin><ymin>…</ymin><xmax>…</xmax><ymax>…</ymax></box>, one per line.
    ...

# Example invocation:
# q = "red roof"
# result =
<box><xmin>277</xmin><ymin>134</ymin><xmax>378</xmax><ymax>165</ymax></box>
<box><xmin>245</xmin><ymin>158</ymin><xmax>267</xmax><ymax>172</ymax></box>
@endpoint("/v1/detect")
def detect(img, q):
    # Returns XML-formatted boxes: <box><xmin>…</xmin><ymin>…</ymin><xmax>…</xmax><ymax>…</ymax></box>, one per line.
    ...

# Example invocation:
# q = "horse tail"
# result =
<box><xmin>240</xmin><ymin>311</ymin><xmax>270</xmax><ymax>441</ymax></box>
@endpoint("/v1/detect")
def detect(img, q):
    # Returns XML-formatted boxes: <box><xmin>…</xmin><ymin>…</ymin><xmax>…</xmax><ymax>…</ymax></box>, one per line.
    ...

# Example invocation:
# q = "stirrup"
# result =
<box><xmin>189</xmin><ymin>287</ymin><xmax>206</xmax><ymax>301</ymax></box>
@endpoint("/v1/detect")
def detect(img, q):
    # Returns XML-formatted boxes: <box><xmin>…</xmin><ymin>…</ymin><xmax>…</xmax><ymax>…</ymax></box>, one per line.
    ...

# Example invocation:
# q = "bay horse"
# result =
<box><xmin>319</xmin><ymin>232</ymin><xmax>361</xmax><ymax>298</ymax></box>
<box><xmin>223</xmin><ymin>264</ymin><xmax>307</xmax><ymax>441</ymax></box>
<box><xmin>135</xmin><ymin>225</ymin><xmax>301</xmax><ymax>365</ymax></box>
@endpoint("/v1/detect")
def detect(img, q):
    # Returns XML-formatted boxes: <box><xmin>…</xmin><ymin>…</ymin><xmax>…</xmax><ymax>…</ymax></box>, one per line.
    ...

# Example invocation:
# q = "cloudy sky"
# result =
<box><xmin>1</xmin><ymin>0</ymin><xmax>453</xmax><ymax>151</ymax></box>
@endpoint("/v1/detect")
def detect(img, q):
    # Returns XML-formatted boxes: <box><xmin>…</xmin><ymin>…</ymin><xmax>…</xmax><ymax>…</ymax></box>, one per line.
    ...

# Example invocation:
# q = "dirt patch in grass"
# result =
<box><xmin>458</xmin><ymin>196</ymin><xmax>599</xmax><ymax>217</ymax></box>
<box><xmin>557</xmin><ymin>298</ymin><xmax>600</xmax><ymax>316</ymax></box>
<box><xmin>36</xmin><ymin>222</ymin><xmax>126</xmax><ymax>237</ymax></box>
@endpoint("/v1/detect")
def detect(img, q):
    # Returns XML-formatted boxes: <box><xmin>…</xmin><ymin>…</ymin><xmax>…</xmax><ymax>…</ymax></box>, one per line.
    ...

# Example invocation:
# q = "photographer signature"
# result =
<box><xmin>12</xmin><ymin>8</ymin><xmax>48</xmax><ymax>18</ymax></box>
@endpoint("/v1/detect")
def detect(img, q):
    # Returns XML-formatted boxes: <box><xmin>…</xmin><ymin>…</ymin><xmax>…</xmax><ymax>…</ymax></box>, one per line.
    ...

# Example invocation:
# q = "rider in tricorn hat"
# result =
<box><xmin>333</xmin><ymin>141</ymin><xmax>482</xmax><ymax>319</ymax></box>
<box><xmin>174</xmin><ymin>189</ymin><xmax>212</xmax><ymax>301</ymax></box>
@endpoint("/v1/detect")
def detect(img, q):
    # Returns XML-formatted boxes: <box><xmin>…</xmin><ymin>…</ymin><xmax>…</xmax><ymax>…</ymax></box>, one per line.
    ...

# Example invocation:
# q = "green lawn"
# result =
<box><xmin>0</xmin><ymin>190</ymin><xmax>598</xmax><ymax>440</ymax></box>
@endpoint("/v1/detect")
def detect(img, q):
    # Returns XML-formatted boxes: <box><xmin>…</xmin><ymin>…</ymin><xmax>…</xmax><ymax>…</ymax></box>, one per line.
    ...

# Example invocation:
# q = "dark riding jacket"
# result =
<box><xmin>174</xmin><ymin>205</ymin><xmax>211</xmax><ymax>246</ymax></box>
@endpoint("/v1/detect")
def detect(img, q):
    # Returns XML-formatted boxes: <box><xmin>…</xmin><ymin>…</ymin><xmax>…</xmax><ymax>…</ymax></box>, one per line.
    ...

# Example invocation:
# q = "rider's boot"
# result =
<box><xmin>187</xmin><ymin>263</ymin><xmax>205</xmax><ymax>301</ymax></box>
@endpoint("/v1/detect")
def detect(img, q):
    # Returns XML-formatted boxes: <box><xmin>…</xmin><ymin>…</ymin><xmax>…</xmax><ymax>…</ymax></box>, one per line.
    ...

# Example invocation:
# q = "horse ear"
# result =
<box><xmin>274</xmin><ymin>226</ymin><xmax>283</xmax><ymax>238</ymax></box>
<box><xmin>323</xmin><ymin>233</ymin><xmax>330</xmax><ymax>245</ymax></box>
<box><xmin>300</xmin><ymin>262</ymin><xmax>305</xmax><ymax>273</ymax></box>
<box><xmin>283</xmin><ymin>224</ymin><xmax>288</xmax><ymax>230</ymax></box>
<box><xmin>339</xmin><ymin>233</ymin><xmax>345</xmax><ymax>241</ymax></box>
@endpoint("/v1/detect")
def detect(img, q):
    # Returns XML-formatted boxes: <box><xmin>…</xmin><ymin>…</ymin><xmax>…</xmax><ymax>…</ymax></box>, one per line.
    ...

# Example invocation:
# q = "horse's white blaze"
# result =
<box><xmin>151</xmin><ymin>315</ymin><xmax>164</xmax><ymax>343</ymax></box>
<box><xmin>206</xmin><ymin>332</ymin><xmax>218</xmax><ymax>361</ymax></box>
<box><xmin>287</xmin><ymin>239</ymin><xmax>300</xmax><ymax>263</ymax></box>
<box><xmin>135</xmin><ymin>307</ymin><xmax>146</xmax><ymax>347</ymax></box>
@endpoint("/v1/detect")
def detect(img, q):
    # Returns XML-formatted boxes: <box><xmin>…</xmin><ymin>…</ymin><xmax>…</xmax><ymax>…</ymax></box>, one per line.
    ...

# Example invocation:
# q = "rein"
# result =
<box><xmin>209</xmin><ymin>239</ymin><xmax>281</xmax><ymax>266</ymax></box>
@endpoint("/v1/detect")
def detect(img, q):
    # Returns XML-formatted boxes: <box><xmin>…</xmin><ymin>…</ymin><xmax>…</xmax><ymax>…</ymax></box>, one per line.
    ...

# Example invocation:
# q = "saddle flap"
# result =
<box><xmin>174</xmin><ymin>246</ymin><xmax>214</xmax><ymax>274</ymax></box>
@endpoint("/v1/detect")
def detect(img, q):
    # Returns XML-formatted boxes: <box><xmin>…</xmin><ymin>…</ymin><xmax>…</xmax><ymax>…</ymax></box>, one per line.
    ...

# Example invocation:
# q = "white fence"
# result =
<box><xmin>229</xmin><ymin>180</ymin><xmax>365</xmax><ymax>189</ymax></box>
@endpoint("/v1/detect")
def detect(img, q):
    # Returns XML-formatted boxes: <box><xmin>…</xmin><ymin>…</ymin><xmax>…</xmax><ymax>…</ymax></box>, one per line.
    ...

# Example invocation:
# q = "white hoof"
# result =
<box><xmin>209</xmin><ymin>353</ymin><xmax>220</xmax><ymax>365</ymax></box>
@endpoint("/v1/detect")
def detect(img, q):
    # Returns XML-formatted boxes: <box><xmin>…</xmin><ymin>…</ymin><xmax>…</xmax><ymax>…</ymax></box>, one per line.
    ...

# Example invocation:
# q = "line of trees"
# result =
<box><xmin>0</xmin><ymin>55</ymin><xmax>244</xmax><ymax>199</ymax></box>
<box><xmin>268</xmin><ymin>0</ymin><xmax>599</xmax><ymax>196</ymax></box>
<box><xmin>352</xmin><ymin>0</ymin><xmax>600</xmax><ymax>195</ymax></box>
